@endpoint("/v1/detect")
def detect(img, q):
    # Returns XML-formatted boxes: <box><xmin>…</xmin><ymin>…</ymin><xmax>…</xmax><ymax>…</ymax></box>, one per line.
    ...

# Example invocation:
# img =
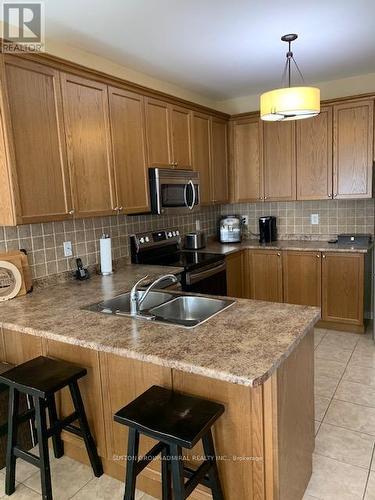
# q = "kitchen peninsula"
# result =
<box><xmin>0</xmin><ymin>265</ymin><xmax>319</xmax><ymax>500</ymax></box>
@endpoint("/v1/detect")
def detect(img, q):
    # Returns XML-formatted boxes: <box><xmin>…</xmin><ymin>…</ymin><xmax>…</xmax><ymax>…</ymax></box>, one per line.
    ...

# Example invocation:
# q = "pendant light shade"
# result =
<box><xmin>260</xmin><ymin>34</ymin><xmax>320</xmax><ymax>121</ymax></box>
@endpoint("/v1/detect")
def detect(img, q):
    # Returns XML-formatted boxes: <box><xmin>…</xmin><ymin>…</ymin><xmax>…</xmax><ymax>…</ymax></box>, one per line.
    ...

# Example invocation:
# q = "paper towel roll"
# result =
<box><xmin>100</xmin><ymin>236</ymin><xmax>113</xmax><ymax>275</ymax></box>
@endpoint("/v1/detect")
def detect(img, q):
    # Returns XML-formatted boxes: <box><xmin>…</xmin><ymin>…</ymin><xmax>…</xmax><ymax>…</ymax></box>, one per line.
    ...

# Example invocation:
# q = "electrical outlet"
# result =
<box><xmin>241</xmin><ymin>215</ymin><xmax>249</xmax><ymax>225</ymax></box>
<box><xmin>195</xmin><ymin>220</ymin><xmax>201</xmax><ymax>231</ymax></box>
<box><xmin>63</xmin><ymin>241</ymin><xmax>73</xmax><ymax>257</ymax></box>
<box><xmin>310</xmin><ymin>214</ymin><xmax>319</xmax><ymax>225</ymax></box>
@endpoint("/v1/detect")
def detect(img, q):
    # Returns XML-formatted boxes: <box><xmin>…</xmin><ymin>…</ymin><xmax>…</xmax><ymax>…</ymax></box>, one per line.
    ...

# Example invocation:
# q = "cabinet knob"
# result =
<box><xmin>277</xmin><ymin>252</ymin><xmax>281</xmax><ymax>257</ymax></box>
<box><xmin>264</xmin><ymin>196</ymin><xmax>268</xmax><ymax>200</ymax></box>
<box><xmin>260</xmin><ymin>196</ymin><xmax>263</xmax><ymax>201</ymax></box>
<box><xmin>118</xmin><ymin>206</ymin><xmax>123</xmax><ymax>211</ymax></box>
<box><xmin>68</xmin><ymin>209</ymin><xmax>75</xmax><ymax>215</ymax></box>
<box><xmin>113</xmin><ymin>207</ymin><xmax>118</xmax><ymax>211</ymax></box>
<box><xmin>316</xmin><ymin>254</ymin><xmax>320</xmax><ymax>258</ymax></box>
<box><xmin>328</xmin><ymin>194</ymin><xmax>332</xmax><ymax>198</ymax></box>
<box><xmin>333</xmin><ymin>193</ymin><xmax>337</xmax><ymax>198</ymax></box>
<box><xmin>322</xmin><ymin>254</ymin><xmax>326</xmax><ymax>259</ymax></box>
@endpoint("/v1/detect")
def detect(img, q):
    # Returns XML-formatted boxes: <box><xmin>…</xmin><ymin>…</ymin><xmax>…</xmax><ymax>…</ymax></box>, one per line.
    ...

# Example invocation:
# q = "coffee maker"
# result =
<box><xmin>259</xmin><ymin>216</ymin><xmax>277</xmax><ymax>243</ymax></box>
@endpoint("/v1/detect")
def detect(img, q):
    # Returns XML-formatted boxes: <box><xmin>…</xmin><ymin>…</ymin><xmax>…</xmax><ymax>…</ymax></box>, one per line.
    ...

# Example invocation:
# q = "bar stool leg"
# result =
<box><xmin>161</xmin><ymin>445</ymin><xmax>172</xmax><ymax>500</ymax></box>
<box><xmin>69</xmin><ymin>380</ymin><xmax>103</xmax><ymax>477</ymax></box>
<box><xmin>124</xmin><ymin>428</ymin><xmax>139</xmax><ymax>500</ymax></box>
<box><xmin>5</xmin><ymin>387</ymin><xmax>20</xmax><ymax>495</ymax></box>
<box><xmin>47</xmin><ymin>394</ymin><xmax>64</xmax><ymax>459</ymax></box>
<box><xmin>170</xmin><ymin>444</ymin><xmax>185</xmax><ymax>500</ymax></box>
<box><xmin>202</xmin><ymin>430</ymin><xmax>224</xmax><ymax>500</ymax></box>
<box><xmin>35</xmin><ymin>397</ymin><xmax>53</xmax><ymax>500</ymax></box>
<box><xmin>26</xmin><ymin>394</ymin><xmax>38</xmax><ymax>447</ymax></box>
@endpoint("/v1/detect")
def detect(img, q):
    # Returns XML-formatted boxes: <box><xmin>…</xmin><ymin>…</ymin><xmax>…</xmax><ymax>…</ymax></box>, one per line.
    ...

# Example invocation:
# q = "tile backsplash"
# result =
<box><xmin>0</xmin><ymin>199</ymin><xmax>373</xmax><ymax>280</ymax></box>
<box><xmin>0</xmin><ymin>205</ymin><xmax>221</xmax><ymax>279</ymax></box>
<box><xmin>221</xmin><ymin>199</ymin><xmax>375</xmax><ymax>240</ymax></box>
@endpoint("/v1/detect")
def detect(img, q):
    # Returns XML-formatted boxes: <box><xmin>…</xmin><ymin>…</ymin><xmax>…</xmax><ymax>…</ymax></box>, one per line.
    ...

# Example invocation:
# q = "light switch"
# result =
<box><xmin>310</xmin><ymin>214</ymin><xmax>319</xmax><ymax>225</ymax></box>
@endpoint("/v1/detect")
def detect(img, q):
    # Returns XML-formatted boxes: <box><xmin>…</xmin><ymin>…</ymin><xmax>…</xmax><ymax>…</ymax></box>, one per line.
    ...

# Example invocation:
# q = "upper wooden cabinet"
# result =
<box><xmin>2</xmin><ymin>57</ymin><xmax>72</xmax><ymax>223</ymax></box>
<box><xmin>245</xmin><ymin>249</ymin><xmax>283</xmax><ymax>302</ymax></box>
<box><xmin>211</xmin><ymin>117</ymin><xmax>229</xmax><ymax>203</ymax></box>
<box><xmin>333</xmin><ymin>100</ymin><xmax>374</xmax><ymax>199</ymax></box>
<box><xmin>108</xmin><ymin>87</ymin><xmax>149</xmax><ymax>214</ymax></box>
<box><xmin>231</xmin><ymin>117</ymin><xmax>263</xmax><ymax>202</ymax></box>
<box><xmin>144</xmin><ymin>97</ymin><xmax>192</xmax><ymax>169</ymax></box>
<box><xmin>322</xmin><ymin>252</ymin><xmax>364</xmax><ymax>328</ymax></box>
<box><xmin>263</xmin><ymin>121</ymin><xmax>296</xmax><ymax>201</ymax></box>
<box><xmin>296</xmin><ymin>107</ymin><xmax>333</xmax><ymax>200</ymax></box>
<box><xmin>170</xmin><ymin>104</ymin><xmax>192</xmax><ymax>169</ymax></box>
<box><xmin>60</xmin><ymin>73</ymin><xmax>116</xmax><ymax>218</ymax></box>
<box><xmin>283</xmin><ymin>251</ymin><xmax>321</xmax><ymax>307</ymax></box>
<box><xmin>192</xmin><ymin>112</ymin><xmax>212</xmax><ymax>204</ymax></box>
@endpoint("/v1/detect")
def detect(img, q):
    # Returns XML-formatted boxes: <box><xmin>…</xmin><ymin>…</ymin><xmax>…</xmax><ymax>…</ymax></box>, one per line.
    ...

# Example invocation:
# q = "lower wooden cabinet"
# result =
<box><xmin>283</xmin><ymin>251</ymin><xmax>321</xmax><ymax>307</ymax></box>
<box><xmin>245</xmin><ymin>249</ymin><xmax>283</xmax><ymax>302</ymax></box>
<box><xmin>321</xmin><ymin>252</ymin><xmax>364</xmax><ymax>329</ymax></box>
<box><xmin>226</xmin><ymin>251</ymin><xmax>244</xmax><ymax>298</ymax></box>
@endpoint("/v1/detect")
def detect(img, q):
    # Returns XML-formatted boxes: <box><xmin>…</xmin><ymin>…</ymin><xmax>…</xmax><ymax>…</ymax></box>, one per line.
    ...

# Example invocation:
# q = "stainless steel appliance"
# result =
<box><xmin>259</xmin><ymin>216</ymin><xmax>277</xmax><ymax>243</ymax></box>
<box><xmin>337</xmin><ymin>234</ymin><xmax>372</xmax><ymax>247</ymax></box>
<box><xmin>184</xmin><ymin>231</ymin><xmax>206</xmax><ymax>250</ymax></box>
<box><xmin>218</xmin><ymin>215</ymin><xmax>242</xmax><ymax>243</ymax></box>
<box><xmin>130</xmin><ymin>229</ymin><xmax>227</xmax><ymax>295</ymax></box>
<box><xmin>149</xmin><ymin>168</ymin><xmax>200</xmax><ymax>215</ymax></box>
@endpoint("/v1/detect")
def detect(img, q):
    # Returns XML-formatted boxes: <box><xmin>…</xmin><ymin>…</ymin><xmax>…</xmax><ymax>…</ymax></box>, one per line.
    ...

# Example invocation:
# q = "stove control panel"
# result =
<box><xmin>131</xmin><ymin>228</ymin><xmax>181</xmax><ymax>249</ymax></box>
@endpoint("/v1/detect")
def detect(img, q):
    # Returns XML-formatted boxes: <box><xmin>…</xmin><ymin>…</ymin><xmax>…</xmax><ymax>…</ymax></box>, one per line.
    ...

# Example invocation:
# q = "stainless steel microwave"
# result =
<box><xmin>149</xmin><ymin>168</ymin><xmax>200</xmax><ymax>215</ymax></box>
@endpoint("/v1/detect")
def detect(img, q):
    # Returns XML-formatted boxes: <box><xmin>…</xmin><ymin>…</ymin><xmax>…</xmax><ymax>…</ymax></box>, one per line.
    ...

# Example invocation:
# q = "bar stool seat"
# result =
<box><xmin>115</xmin><ymin>385</ymin><xmax>225</xmax><ymax>500</ymax></box>
<box><xmin>0</xmin><ymin>356</ymin><xmax>103</xmax><ymax>500</ymax></box>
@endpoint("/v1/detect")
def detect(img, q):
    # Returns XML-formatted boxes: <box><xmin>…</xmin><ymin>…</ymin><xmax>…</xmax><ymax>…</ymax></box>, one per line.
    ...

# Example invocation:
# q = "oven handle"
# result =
<box><xmin>185</xmin><ymin>262</ymin><xmax>226</xmax><ymax>285</ymax></box>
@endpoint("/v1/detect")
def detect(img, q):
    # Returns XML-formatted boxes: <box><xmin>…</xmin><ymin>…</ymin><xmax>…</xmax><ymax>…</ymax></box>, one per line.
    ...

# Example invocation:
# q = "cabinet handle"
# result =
<box><xmin>316</xmin><ymin>254</ymin><xmax>320</xmax><ymax>258</ymax></box>
<box><xmin>118</xmin><ymin>206</ymin><xmax>123</xmax><ymax>211</ymax></box>
<box><xmin>264</xmin><ymin>196</ymin><xmax>268</xmax><ymax>200</ymax></box>
<box><xmin>175</xmin><ymin>161</ymin><xmax>178</xmax><ymax>167</ymax></box>
<box><xmin>328</xmin><ymin>193</ymin><xmax>332</xmax><ymax>198</ymax></box>
<box><xmin>68</xmin><ymin>209</ymin><xmax>75</xmax><ymax>215</ymax></box>
<box><xmin>277</xmin><ymin>252</ymin><xmax>281</xmax><ymax>257</ymax></box>
<box><xmin>322</xmin><ymin>254</ymin><xmax>326</xmax><ymax>259</ymax></box>
<box><xmin>333</xmin><ymin>193</ymin><xmax>337</xmax><ymax>198</ymax></box>
<box><xmin>259</xmin><ymin>196</ymin><xmax>263</xmax><ymax>201</ymax></box>
<box><xmin>113</xmin><ymin>207</ymin><xmax>119</xmax><ymax>212</ymax></box>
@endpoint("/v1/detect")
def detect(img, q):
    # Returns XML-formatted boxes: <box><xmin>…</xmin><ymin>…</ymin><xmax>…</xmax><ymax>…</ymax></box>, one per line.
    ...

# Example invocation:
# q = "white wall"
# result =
<box><xmin>216</xmin><ymin>72</ymin><xmax>375</xmax><ymax>114</ymax></box>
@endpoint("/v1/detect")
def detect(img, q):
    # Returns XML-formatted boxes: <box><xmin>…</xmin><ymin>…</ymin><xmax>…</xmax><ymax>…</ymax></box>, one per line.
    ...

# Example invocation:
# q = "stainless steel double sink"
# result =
<box><xmin>84</xmin><ymin>290</ymin><xmax>235</xmax><ymax>328</ymax></box>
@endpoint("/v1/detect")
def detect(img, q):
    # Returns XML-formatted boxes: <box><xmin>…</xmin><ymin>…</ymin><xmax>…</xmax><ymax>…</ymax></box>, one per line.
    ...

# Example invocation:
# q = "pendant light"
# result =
<box><xmin>260</xmin><ymin>34</ymin><xmax>320</xmax><ymax>121</ymax></box>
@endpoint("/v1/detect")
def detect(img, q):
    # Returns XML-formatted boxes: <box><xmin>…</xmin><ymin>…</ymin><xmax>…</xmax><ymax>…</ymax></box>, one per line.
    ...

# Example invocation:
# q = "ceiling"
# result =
<box><xmin>45</xmin><ymin>0</ymin><xmax>375</xmax><ymax>100</ymax></box>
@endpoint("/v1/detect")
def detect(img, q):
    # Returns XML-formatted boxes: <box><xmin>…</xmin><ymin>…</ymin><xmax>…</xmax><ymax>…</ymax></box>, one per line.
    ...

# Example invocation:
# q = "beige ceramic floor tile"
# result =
<box><xmin>344</xmin><ymin>363</ymin><xmax>375</xmax><ymax>387</ymax></box>
<box><xmin>315</xmin><ymin>395</ymin><xmax>331</xmax><ymax>421</ymax></box>
<box><xmin>314</xmin><ymin>373</ymin><xmax>340</xmax><ymax>399</ymax></box>
<box><xmin>335</xmin><ymin>380</ymin><xmax>375</xmax><ymax>408</ymax></box>
<box><xmin>314</xmin><ymin>328</ymin><xmax>326</xmax><ymax>348</ymax></box>
<box><xmin>315</xmin><ymin>422</ymin><xmax>375</xmax><ymax>468</ymax></box>
<box><xmin>350</xmin><ymin>345</ymin><xmax>375</xmax><ymax>369</ymax></box>
<box><xmin>0</xmin><ymin>456</ymin><xmax>39</xmax><ymax>483</ymax></box>
<box><xmin>303</xmin><ymin>495</ymin><xmax>322</xmax><ymax>500</ymax></box>
<box><xmin>320</xmin><ymin>332</ymin><xmax>360</xmax><ymax>350</ymax></box>
<box><xmin>315</xmin><ymin>357</ymin><xmax>347</xmax><ymax>381</ymax></box>
<box><xmin>324</xmin><ymin>400</ymin><xmax>375</xmax><ymax>435</ymax></box>
<box><xmin>0</xmin><ymin>471</ymin><xmax>4</xmax><ymax>499</ymax></box>
<box><xmin>364</xmin><ymin>471</ymin><xmax>375</xmax><ymax>499</ymax></box>
<box><xmin>371</xmin><ymin>453</ymin><xmax>375</xmax><ymax>471</ymax></box>
<box><xmin>315</xmin><ymin>343</ymin><xmax>353</xmax><ymax>364</ymax></box>
<box><xmin>305</xmin><ymin>454</ymin><xmax>368</xmax><ymax>499</ymax></box>
<box><xmin>315</xmin><ymin>420</ymin><xmax>321</xmax><ymax>436</ymax></box>
<box><xmin>24</xmin><ymin>456</ymin><xmax>93</xmax><ymax>499</ymax></box>
<box><xmin>140</xmin><ymin>494</ymin><xmax>158</xmax><ymax>500</ymax></box>
<box><xmin>70</xmin><ymin>474</ymin><xmax>125</xmax><ymax>499</ymax></box>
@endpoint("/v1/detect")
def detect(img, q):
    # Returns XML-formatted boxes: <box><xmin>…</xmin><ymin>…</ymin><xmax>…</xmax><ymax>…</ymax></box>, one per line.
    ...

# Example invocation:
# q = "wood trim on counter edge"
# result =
<box><xmin>0</xmin><ymin>47</ymin><xmax>229</xmax><ymax>121</ymax></box>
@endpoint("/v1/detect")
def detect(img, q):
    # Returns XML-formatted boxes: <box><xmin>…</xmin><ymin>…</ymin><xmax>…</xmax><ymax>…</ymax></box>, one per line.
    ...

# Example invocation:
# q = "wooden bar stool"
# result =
<box><xmin>0</xmin><ymin>356</ymin><xmax>103</xmax><ymax>500</ymax></box>
<box><xmin>114</xmin><ymin>385</ymin><xmax>225</xmax><ymax>500</ymax></box>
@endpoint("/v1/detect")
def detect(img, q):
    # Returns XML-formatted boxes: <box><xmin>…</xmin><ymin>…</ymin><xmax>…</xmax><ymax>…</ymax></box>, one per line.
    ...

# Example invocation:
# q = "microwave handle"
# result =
<box><xmin>188</xmin><ymin>180</ymin><xmax>195</xmax><ymax>210</ymax></box>
<box><xmin>183</xmin><ymin>183</ymin><xmax>188</xmax><ymax>208</ymax></box>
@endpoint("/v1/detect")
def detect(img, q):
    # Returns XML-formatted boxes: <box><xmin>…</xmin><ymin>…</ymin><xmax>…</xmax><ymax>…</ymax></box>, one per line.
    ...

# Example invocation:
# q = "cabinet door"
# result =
<box><xmin>61</xmin><ymin>73</ymin><xmax>116</xmax><ymax>218</ymax></box>
<box><xmin>333</xmin><ymin>100</ymin><xmax>374</xmax><ymax>199</ymax></box>
<box><xmin>226</xmin><ymin>251</ymin><xmax>244</xmax><ymax>298</ymax></box>
<box><xmin>322</xmin><ymin>252</ymin><xmax>364</xmax><ymax>326</ymax></box>
<box><xmin>144</xmin><ymin>97</ymin><xmax>172</xmax><ymax>167</ymax></box>
<box><xmin>283</xmin><ymin>251</ymin><xmax>321</xmax><ymax>306</ymax></box>
<box><xmin>1</xmin><ymin>329</ymin><xmax>43</xmax><ymax>365</ymax></box>
<box><xmin>4</xmin><ymin>57</ymin><xmax>72</xmax><ymax>222</ymax></box>
<box><xmin>231</xmin><ymin>117</ymin><xmax>263</xmax><ymax>202</ymax></box>
<box><xmin>296</xmin><ymin>107</ymin><xmax>333</xmax><ymax>200</ymax></box>
<box><xmin>44</xmin><ymin>340</ymin><xmax>106</xmax><ymax>458</ymax></box>
<box><xmin>263</xmin><ymin>121</ymin><xmax>296</xmax><ymax>201</ymax></box>
<box><xmin>192</xmin><ymin>112</ymin><xmax>212</xmax><ymax>204</ymax></box>
<box><xmin>211</xmin><ymin>117</ymin><xmax>229</xmax><ymax>203</ymax></box>
<box><xmin>108</xmin><ymin>87</ymin><xmax>149</xmax><ymax>214</ymax></box>
<box><xmin>246</xmin><ymin>250</ymin><xmax>283</xmax><ymax>302</ymax></box>
<box><xmin>170</xmin><ymin>104</ymin><xmax>192</xmax><ymax>169</ymax></box>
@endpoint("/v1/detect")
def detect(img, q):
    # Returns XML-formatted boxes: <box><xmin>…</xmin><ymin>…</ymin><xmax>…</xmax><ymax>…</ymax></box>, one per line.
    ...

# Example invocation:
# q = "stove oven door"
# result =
<box><xmin>183</xmin><ymin>261</ymin><xmax>227</xmax><ymax>296</ymax></box>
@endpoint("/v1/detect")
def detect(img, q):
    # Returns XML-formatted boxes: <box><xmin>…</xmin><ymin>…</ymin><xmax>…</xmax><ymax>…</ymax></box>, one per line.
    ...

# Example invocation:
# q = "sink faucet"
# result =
<box><xmin>130</xmin><ymin>274</ymin><xmax>178</xmax><ymax>316</ymax></box>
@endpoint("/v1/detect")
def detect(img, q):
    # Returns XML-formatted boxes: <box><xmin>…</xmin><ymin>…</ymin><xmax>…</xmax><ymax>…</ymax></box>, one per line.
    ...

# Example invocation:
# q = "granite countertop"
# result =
<box><xmin>198</xmin><ymin>239</ymin><xmax>372</xmax><ymax>255</ymax></box>
<box><xmin>0</xmin><ymin>264</ymin><xmax>320</xmax><ymax>387</ymax></box>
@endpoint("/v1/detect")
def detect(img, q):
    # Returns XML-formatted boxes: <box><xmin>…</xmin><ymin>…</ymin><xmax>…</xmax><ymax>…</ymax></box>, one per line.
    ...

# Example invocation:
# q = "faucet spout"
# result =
<box><xmin>130</xmin><ymin>274</ymin><xmax>178</xmax><ymax>316</ymax></box>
